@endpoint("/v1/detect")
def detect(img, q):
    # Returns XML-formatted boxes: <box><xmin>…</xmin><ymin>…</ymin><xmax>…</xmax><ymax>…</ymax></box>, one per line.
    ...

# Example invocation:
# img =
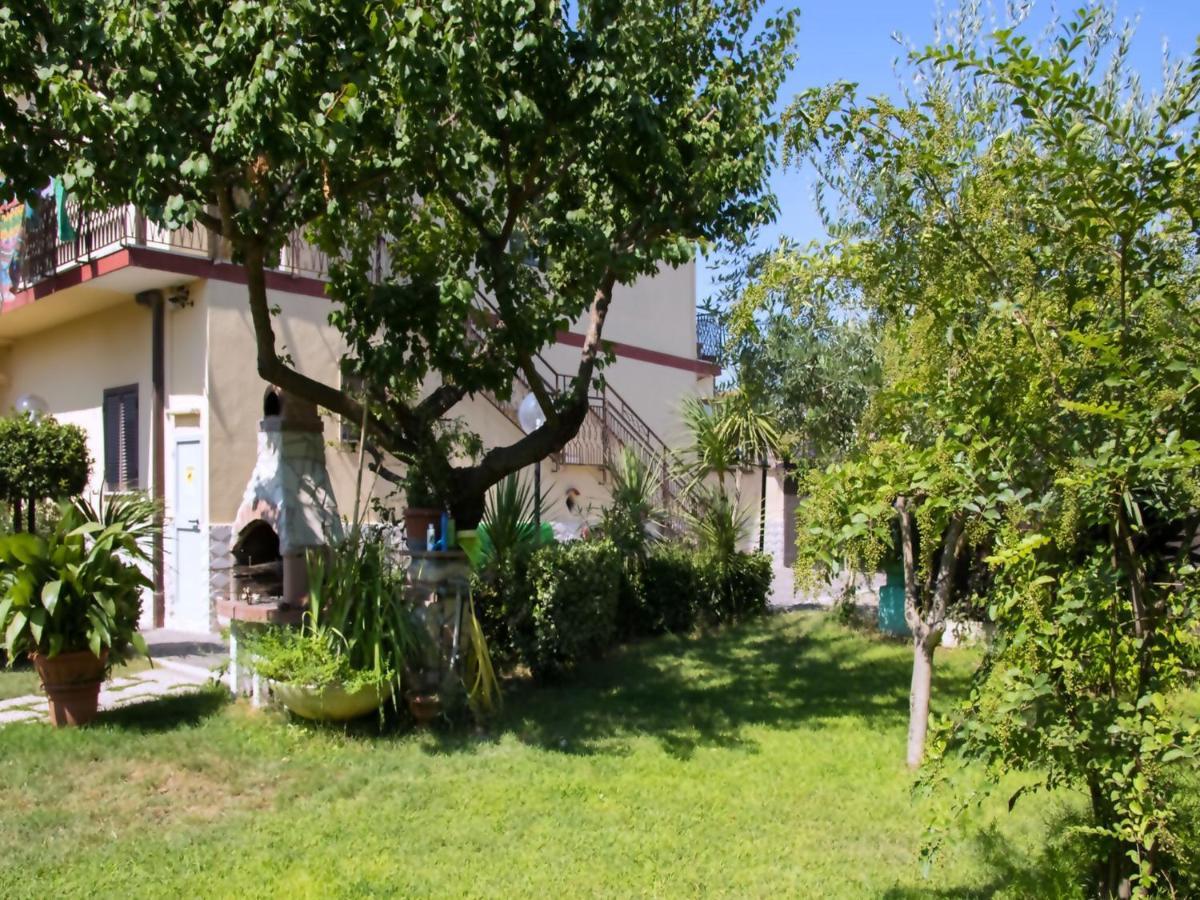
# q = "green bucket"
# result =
<box><xmin>877</xmin><ymin>565</ymin><xmax>910</xmax><ymax>636</ymax></box>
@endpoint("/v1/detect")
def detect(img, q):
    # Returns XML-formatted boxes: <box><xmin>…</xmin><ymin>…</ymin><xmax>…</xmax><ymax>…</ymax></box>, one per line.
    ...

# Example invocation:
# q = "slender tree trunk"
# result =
<box><xmin>26</xmin><ymin>496</ymin><xmax>34</xmax><ymax>534</ymax></box>
<box><xmin>895</xmin><ymin>496</ymin><xmax>966</xmax><ymax>769</ymax></box>
<box><xmin>11</xmin><ymin>498</ymin><xmax>20</xmax><ymax>533</ymax></box>
<box><xmin>907</xmin><ymin>632</ymin><xmax>936</xmax><ymax>768</ymax></box>
<box><xmin>1089</xmin><ymin>776</ymin><xmax>1134</xmax><ymax>898</ymax></box>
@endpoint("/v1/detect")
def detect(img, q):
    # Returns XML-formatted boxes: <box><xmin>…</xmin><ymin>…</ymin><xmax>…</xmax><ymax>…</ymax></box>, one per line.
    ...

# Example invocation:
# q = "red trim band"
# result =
<box><xmin>6</xmin><ymin>247</ymin><xmax>718</xmax><ymax>376</ymax></box>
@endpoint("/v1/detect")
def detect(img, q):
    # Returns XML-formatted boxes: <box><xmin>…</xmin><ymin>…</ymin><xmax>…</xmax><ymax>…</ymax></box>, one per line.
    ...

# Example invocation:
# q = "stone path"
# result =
<box><xmin>0</xmin><ymin>629</ymin><xmax>228</xmax><ymax>727</ymax></box>
<box><xmin>0</xmin><ymin>665</ymin><xmax>219</xmax><ymax>725</ymax></box>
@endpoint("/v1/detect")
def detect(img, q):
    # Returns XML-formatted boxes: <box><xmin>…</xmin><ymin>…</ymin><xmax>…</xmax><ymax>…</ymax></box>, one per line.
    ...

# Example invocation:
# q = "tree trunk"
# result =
<box><xmin>1089</xmin><ymin>776</ymin><xmax>1135</xmax><ymax>898</ymax></box>
<box><xmin>907</xmin><ymin>632</ymin><xmax>936</xmax><ymax>769</ymax></box>
<box><xmin>11</xmin><ymin>498</ymin><xmax>20</xmax><ymax>534</ymax></box>
<box><xmin>26</xmin><ymin>496</ymin><xmax>34</xmax><ymax>534</ymax></box>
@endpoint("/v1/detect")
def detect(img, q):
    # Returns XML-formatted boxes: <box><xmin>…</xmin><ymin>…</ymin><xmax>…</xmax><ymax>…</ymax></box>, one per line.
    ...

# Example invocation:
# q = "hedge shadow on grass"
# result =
<box><xmin>93</xmin><ymin>686</ymin><xmax>230</xmax><ymax>733</ymax></box>
<box><xmin>423</xmin><ymin>612</ymin><xmax>974</xmax><ymax>760</ymax></box>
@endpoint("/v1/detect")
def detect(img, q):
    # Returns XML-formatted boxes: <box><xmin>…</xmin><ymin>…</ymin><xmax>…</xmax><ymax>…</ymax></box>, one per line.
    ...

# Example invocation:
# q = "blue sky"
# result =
<box><xmin>697</xmin><ymin>0</ymin><xmax>1199</xmax><ymax>303</ymax></box>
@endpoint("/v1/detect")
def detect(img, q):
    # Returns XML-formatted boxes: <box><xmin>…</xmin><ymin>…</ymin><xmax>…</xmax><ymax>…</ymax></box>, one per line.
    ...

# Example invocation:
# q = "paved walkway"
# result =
<box><xmin>0</xmin><ymin>629</ymin><xmax>227</xmax><ymax>726</ymax></box>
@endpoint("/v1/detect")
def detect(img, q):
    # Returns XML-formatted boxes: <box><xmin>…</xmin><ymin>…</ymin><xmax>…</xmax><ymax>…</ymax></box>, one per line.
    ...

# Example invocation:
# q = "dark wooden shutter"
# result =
<box><xmin>103</xmin><ymin>385</ymin><xmax>139</xmax><ymax>490</ymax></box>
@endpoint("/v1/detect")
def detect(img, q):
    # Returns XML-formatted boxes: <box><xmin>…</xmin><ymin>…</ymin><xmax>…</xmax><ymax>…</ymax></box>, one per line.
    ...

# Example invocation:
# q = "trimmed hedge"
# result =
<box><xmin>472</xmin><ymin>538</ymin><xmax>773</xmax><ymax>681</ymax></box>
<box><xmin>527</xmin><ymin>539</ymin><xmax>621</xmax><ymax>678</ymax></box>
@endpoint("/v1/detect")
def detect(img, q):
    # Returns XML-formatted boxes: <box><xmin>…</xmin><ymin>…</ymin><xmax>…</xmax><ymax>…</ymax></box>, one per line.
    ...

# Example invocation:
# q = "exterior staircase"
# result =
<box><xmin>479</xmin><ymin>345</ymin><xmax>690</xmax><ymax>515</ymax></box>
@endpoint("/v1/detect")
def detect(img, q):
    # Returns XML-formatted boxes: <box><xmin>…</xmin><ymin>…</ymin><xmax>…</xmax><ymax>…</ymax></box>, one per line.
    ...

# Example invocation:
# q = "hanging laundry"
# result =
<box><xmin>0</xmin><ymin>202</ymin><xmax>25</xmax><ymax>303</ymax></box>
<box><xmin>54</xmin><ymin>178</ymin><xmax>76</xmax><ymax>242</ymax></box>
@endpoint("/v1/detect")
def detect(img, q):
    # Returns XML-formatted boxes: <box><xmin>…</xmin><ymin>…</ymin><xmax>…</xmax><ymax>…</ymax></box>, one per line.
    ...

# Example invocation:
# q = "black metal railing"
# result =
<box><xmin>696</xmin><ymin>311</ymin><xmax>724</xmax><ymax>363</ymax></box>
<box><xmin>8</xmin><ymin>200</ymin><xmax>333</xmax><ymax>293</ymax></box>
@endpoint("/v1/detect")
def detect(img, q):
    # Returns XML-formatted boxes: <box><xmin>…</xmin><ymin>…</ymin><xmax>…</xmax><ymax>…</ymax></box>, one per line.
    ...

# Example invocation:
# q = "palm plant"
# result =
<box><xmin>602</xmin><ymin>447</ymin><xmax>666</xmax><ymax>552</ymax></box>
<box><xmin>683</xmin><ymin>483</ymin><xmax>751</xmax><ymax>566</ymax></box>
<box><xmin>478</xmin><ymin>473</ymin><xmax>542</xmax><ymax>566</ymax></box>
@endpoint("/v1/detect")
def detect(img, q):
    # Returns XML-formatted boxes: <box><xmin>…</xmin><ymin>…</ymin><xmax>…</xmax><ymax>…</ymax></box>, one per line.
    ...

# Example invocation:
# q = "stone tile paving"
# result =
<box><xmin>0</xmin><ymin>665</ymin><xmax>218</xmax><ymax>726</ymax></box>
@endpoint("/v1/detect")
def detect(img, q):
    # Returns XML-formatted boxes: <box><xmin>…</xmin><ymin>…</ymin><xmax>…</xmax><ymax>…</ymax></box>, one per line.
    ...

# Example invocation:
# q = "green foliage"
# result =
<box><xmin>0</xmin><ymin>414</ymin><xmax>90</xmax><ymax>531</ymax></box>
<box><xmin>239</xmin><ymin>627</ymin><xmax>383</xmax><ymax>695</ymax></box>
<box><xmin>0</xmin><ymin>493</ymin><xmax>157</xmax><ymax>669</ymax></box>
<box><xmin>640</xmin><ymin>543</ymin><xmax>703</xmax><ymax>635</ymax></box>
<box><xmin>728</xmin><ymin>297</ymin><xmax>880</xmax><ymax>469</ymax></box>
<box><xmin>599</xmin><ymin>449</ymin><xmax>665</xmax><ymax>636</ymax></box>
<box><xmin>703</xmin><ymin>550</ymin><xmax>773</xmax><ymax>624</ymax></box>
<box><xmin>2</xmin><ymin>0</ymin><xmax>797</xmax><ymax>520</ymax></box>
<box><xmin>526</xmin><ymin>539</ymin><xmax>621</xmax><ymax>679</ymax></box>
<box><xmin>305</xmin><ymin>530</ymin><xmax>424</xmax><ymax>695</ymax></box>
<box><xmin>778</xmin><ymin>4</ymin><xmax>1200</xmax><ymax>892</ymax></box>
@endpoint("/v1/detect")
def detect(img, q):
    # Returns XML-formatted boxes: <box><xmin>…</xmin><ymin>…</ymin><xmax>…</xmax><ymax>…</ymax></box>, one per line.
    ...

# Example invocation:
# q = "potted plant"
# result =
<box><xmin>245</xmin><ymin>530</ymin><xmax>423</xmax><ymax>721</ymax></box>
<box><xmin>0</xmin><ymin>493</ymin><xmax>157</xmax><ymax>726</ymax></box>
<box><xmin>401</xmin><ymin>459</ymin><xmax>442</xmax><ymax>551</ymax></box>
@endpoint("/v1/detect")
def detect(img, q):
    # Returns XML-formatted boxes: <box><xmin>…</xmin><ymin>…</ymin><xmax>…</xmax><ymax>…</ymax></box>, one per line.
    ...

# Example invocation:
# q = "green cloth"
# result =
<box><xmin>54</xmin><ymin>179</ymin><xmax>76</xmax><ymax>242</ymax></box>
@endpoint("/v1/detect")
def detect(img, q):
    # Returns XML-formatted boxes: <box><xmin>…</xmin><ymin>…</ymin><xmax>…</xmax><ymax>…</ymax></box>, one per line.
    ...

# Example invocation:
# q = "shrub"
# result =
<box><xmin>527</xmin><ymin>539</ymin><xmax>621</xmax><ymax>678</ymax></box>
<box><xmin>698</xmin><ymin>551</ymin><xmax>773</xmax><ymax>624</ymax></box>
<box><xmin>641</xmin><ymin>543</ymin><xmax>702</xmax><ymax>635</ymax></box>
<box><xmin>0</xmin><ymin>413</ymin><xmax>90</xmax><ymax>533</ymax></box>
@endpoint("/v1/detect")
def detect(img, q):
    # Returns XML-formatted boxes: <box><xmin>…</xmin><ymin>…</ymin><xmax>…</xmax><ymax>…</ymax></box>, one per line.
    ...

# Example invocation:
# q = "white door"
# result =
<box><xmin>170</xmin><ymin>437</ymin><xmax>208</xmax><ymax>631</ymax></box>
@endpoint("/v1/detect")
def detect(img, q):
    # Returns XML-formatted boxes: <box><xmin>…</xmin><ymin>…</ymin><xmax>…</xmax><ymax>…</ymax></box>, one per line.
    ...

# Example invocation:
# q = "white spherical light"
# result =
<box><xmin>14</xmin><ymin>393</ymin><xmax>48</xmax><ymax>418</ymax></box>
<box><xmin>517</xmin><ymin>392</ymin><xmax>546</xmax><ymax>435</ymax></box>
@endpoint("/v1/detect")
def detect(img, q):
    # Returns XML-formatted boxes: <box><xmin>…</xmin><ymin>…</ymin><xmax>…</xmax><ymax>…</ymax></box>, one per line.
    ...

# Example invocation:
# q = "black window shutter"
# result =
<box><xmin>103</xmin><ymin>386</ymin><xmax>139</xmax><ymax>490</ymax></box>
<box><xmin>123</xmin><ymin>389</ymin><xmax>139</xmax><ymax>488</ymax></box>
<box><xmin>103</xmin><ymin>392</ymin><xmax>120</xmax><ymax>489</ymax></box>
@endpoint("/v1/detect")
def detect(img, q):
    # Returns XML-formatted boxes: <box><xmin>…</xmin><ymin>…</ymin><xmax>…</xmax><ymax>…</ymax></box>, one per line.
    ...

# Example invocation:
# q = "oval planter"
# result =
<box><xmin>31</xmin><ymin>649</ymin><xmax>109</xmax><ymax>727</ymax></box>
<box><xmin>271</xmin><ymin>680</ymin><xmax>392</xmax><ymax>721</ymax></box>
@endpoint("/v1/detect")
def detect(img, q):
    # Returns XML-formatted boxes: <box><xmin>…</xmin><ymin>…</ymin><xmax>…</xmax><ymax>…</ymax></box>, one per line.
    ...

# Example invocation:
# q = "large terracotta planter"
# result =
<box><xmin>404</xmin><ymin>507</ymin><xmax>441</xmax><ymax>551</ymax></box>
<box><xmin>31</xmin><ymin>649</ymin><xmax>108</xmax><ymax>727</ymax></box>
<box><xmin>271</xmin><ymin>680</ymin><xmax>392</xmax><ymax>721</ymax></box>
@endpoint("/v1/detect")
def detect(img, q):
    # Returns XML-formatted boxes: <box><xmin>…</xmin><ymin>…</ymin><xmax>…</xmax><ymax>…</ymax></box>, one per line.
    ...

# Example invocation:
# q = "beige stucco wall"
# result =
<box><xmin>0</xmin><ymin>299</ymin><xmax>153</xmax><ymax>495</ymax></box>
<box><xmin>589</xmin><ymin>260</ymin><xmax>697</xmax><ymax>359</ymax></box>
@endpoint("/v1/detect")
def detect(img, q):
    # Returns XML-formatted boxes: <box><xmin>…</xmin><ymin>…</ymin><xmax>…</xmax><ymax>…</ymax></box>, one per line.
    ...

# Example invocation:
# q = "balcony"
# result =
<box><xmin>5</xmin><ymin>196</ymin><xmax>331</xmax><ymax>297</ymax></box>
<box><xmin>696</xmin><ymin>311</ymin><xmax>724</xmax><ymax>363</ymax></box>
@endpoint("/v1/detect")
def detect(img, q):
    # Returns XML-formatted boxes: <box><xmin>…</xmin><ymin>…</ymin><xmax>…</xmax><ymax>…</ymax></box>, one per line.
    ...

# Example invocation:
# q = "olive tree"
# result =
<box><xmin>1</xmin><ymin>0</ymin><xmax>796</xmax><ymax>525</ymax></box>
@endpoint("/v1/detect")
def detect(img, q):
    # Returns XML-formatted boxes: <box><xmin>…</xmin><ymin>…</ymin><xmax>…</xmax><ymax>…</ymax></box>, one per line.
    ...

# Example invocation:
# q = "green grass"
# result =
<box><xmin>0</xmin><ymin>656</ymin><xmax>155</xmax><ymax>701</ymax></box>
<box><xmin>0</xmin><ymin>612</ymin><xmax>1085</xmax><ymax>897</ymax></box>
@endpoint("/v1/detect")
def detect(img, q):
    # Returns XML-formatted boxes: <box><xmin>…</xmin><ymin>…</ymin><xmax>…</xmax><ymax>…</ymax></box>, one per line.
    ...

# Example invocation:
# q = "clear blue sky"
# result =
<box><xmin>697</xmin><ymin>0</ymin><xmax>1200</xmax><ymax>303</ymax></box>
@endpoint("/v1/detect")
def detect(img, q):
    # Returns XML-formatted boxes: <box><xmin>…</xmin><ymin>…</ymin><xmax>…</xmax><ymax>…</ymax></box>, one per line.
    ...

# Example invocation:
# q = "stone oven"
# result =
<box><xmin>229</xmin><ymin>387</ymin><xmax>342</xmax><ymax>609</ymax></box>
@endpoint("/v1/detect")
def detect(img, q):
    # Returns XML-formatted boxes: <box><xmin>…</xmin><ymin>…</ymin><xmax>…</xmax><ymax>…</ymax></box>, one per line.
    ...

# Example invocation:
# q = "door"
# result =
<box><xmin>171</xmin><ymin>437</ymin><xmax>207</xmax><ymax>631</ymax></box>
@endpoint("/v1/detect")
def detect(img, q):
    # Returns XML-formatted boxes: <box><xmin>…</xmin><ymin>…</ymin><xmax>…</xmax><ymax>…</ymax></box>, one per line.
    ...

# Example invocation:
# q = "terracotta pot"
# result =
<box><xmin>405</xmin><ymin>691</ymin><xmax>442</xmax><ymax>726</ymax></box>
<box><xmin>404</xmin><ymin>507</ymin><xmax>441</xmax><ymax>551</ymax></box>
<box><xmin>31</xmin><ymin>649</ymin><xmax>108</xmax><ymax>727</ymax></box>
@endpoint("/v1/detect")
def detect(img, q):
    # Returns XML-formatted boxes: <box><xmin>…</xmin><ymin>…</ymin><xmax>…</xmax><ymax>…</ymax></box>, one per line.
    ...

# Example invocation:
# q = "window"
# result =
<box><xmin>103</xmin><ymin>385</ymin><xmax>139</xmax><ymax>490</ymax></box>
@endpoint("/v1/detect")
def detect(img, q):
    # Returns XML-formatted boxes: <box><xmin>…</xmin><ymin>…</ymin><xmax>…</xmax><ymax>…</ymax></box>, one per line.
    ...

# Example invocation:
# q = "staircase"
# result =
<box><xmin>478</xmin><ymin>346</ymin><xmax>688</xmax><ymax>515</ymax></box>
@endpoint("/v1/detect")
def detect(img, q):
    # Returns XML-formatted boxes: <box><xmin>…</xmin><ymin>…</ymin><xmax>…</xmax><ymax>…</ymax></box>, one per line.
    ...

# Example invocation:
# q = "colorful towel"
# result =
<box><xmin>0</xmin><ymin>202</ymin><xmax>24</xmax><ymax>303</ymax></box>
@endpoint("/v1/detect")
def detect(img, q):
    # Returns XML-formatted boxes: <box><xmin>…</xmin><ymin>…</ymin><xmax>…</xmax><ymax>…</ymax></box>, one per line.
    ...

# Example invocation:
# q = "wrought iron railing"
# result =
<box><xmin>7</xmin><ymin>200</ymin><xmax>333</xmax><ymax>294</ymax></box>
<box><xmin>696</xmin><ymin>310</ymin><xmax>724</xmax><ymax>363</ymax></box>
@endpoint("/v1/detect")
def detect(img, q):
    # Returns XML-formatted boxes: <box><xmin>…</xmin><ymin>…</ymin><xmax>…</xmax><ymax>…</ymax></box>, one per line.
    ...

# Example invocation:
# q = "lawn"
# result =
<box><xmin>0</xmin><ymin>611</ymin><xmax>1082</xmax><ymax>897</ymax></box>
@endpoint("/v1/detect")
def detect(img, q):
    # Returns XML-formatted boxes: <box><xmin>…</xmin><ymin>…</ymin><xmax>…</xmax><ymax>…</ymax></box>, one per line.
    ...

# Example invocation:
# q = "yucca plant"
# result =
<box><xmin>478</xmin><ymin>473</ymin><xmax>543</xmax><ymax>566</ymax></box>
<box><xmin>683</xmin><ymin>483</ymin><xmax>751</xmax><ymax>567</ymax></box>
<box><xmin>602</xmin><ymin>447</ymin><xmax>666</xmax><ymax>555</ymax></box>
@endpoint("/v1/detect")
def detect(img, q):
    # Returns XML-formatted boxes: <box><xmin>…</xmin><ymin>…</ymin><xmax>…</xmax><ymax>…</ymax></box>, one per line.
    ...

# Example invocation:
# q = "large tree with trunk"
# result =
<box><xmin>1</xmin><ymin>0</ymin><xmax>795</xmax><ymax>524</ymax></box>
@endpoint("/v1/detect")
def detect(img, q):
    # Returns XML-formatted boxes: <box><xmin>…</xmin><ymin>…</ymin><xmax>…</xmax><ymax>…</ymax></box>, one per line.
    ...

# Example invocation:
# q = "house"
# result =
<box><xmin>0</xmin><ymin>196</ymin><xmax>731</xmax><ymax>632</ymax></box>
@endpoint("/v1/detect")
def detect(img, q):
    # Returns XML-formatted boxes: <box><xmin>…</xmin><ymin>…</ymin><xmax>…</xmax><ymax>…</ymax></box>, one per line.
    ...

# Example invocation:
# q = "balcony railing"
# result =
<box><xmin>696</xmin><ymin>311</ymin><xmax>724</xmax><ymax>363</ymax></box>
<box><xmin>7</xmin><ymin>197</ymin><xmax>332</xmax><ymax>295</ymax></box>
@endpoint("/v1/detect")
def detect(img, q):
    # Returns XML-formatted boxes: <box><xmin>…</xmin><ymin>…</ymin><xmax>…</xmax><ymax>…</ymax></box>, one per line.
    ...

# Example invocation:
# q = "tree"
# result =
<box><xmin>2</xmin><ymin>0</ymin><xmax>796</xmax><ymax>525</ymax></box>
<box><xmin>784</xmin><ymin>4</ymin><xmax>1200</xmax><ymax>893</ymax></box>
<box><xmin>728</xmin><ymin>249</ymin><xmax>881</xmax><ymax>471</ymax></box>
<box><xmin>0</xmin><ymin>413</ymin><xmax>90</xmax><ymax>533</ymax></box>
